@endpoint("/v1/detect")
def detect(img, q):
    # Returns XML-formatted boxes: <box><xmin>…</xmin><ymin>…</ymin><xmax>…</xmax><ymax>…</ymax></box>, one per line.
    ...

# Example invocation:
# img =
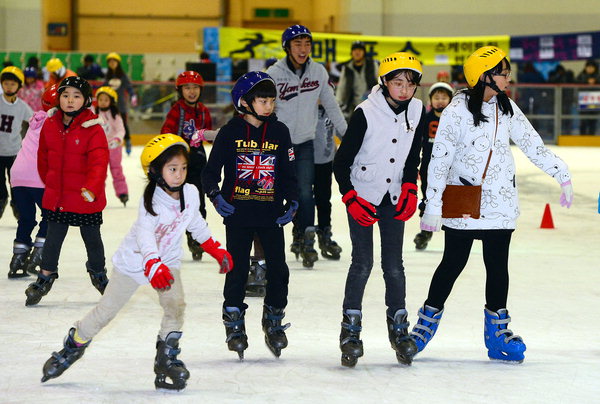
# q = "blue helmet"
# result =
<box><xmin>24</xmin><ymin>66</ymin><xmax>38</xmax><ymax>78</ymax></box>
<box><xmin>231</xmin><ymin>71</ymin><xmax>276</xmax><ymax>114</ymax></box>
<box><xmin>281</xmin><ymin>25</ymin><xmax>312</xmax><ymax>49</ymax></box>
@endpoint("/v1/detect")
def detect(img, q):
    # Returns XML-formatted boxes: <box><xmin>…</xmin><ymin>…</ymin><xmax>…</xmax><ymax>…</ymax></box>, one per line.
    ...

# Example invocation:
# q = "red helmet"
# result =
<box><xmin>176</xmin><ymin>71</ymin><xmax>204</xmax><ymax>87</ymax></box>
<box><xmin>42</xmin><ymin>84</ymin><xmax>59</xmax><ymax>112</ymax></box>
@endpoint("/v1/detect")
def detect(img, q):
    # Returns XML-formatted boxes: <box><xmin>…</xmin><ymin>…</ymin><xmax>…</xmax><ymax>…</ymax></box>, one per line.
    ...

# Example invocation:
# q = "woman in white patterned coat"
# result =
<box><xmin>409</xmin><ymin>46</ymin><xmax>573</xmax><ymax>363</ymax></box>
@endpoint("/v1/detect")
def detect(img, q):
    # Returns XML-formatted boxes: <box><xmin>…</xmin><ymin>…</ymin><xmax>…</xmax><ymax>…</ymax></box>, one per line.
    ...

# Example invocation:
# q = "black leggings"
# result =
<box><xmin>425</xmin><ymin>228</ymin><xmax>513</xmax><ymax>312</ymax></box>
<box><xmin>41</xmin><ymin>222</ymin><xmax>105</xmax><ymax>273</ymax></box>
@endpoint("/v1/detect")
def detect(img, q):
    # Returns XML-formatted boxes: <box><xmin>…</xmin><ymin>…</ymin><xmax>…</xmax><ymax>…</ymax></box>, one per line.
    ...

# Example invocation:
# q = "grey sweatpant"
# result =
<box><xmin>75</xmin><ymin>268</ymin><xmax>186</xmax><ymax>341</ymax></box>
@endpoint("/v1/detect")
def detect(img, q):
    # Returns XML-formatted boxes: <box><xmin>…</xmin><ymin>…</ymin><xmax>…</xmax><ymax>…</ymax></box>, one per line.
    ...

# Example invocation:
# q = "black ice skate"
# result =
<box><xmin>262</xmin><ymin>305</ymin><xmax>290</xmax><ymax>357</ymax></box>
<box><xmin>118</xmin><ymin>193</ymin><xmax>129</xmax><ymax>207</ymax></box>
<box><xmin>41</xmin><ymin>328</ymin><xmax>91</xmax><ymax>382</ymax></box>
<box><xmin>316</xmin><ymin>226</ymin><xmax>342</xmax><ymax>260</ymax></box>
<box><xmin>414</xmin><ymin>230</ymin><xmax>433</xmax><ymax>250</ymax></box>
<box><xmin>223</xmin><ymin>307</ymin><xmax>248</xmax><ymax>360</ymax></box>
<box><xmin>245</xmin><ymin>260</ymin><xmax>267</xmax><ymax>297</ymax></box>
<box><xmin>387</xmin><ymin>309</ymin><xmax>417</xmax><ymax>365</ymax></box>
<box><xmin>186</xmin><ymin>231</ymin><xmax>203</xmax><ymax>261</ymax></box>
<box><xmin>290</xmin><ymin>226</ymin><xmax>302</xmax><ymax>259</ymax></box>
<box><xmin>25</xmin><ymin>237</ymin><xmax>45</xmax><ymax>275</ymax></box>
<box><xmin>300</xmin><ymin>227</ymin><xmax>319</xmax><ymax>268</ymax></box>
<box><xmin>86</xmin><ymin>262</ymin><xmax>109</xmax><ymax>294</ymax></box>
<box><xmin>339</xmin><ymin>310</ymin><xmax>363</xmax><ymax>368</ymax></box>
<box><xmin>25</xmin><ymin>272</ymin><xmax>58</xmax><ymax>306</ymax></box>
<box><xmin>154</xmin><ymin>331</ymin><xmax>190</xmax><ymax>391</ymax></box>
<box><xmin>8</xmin><ymin>242</ymin><xmax>31</xmax><ymax>278</ymax></box>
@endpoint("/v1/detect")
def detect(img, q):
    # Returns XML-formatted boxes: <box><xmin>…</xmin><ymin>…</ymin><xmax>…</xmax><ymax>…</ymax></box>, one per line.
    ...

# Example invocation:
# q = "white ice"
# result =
<box><xmin>1</xmin><ymin>145</ymin><xmax>599</xmax><ymax>404</ymax></box>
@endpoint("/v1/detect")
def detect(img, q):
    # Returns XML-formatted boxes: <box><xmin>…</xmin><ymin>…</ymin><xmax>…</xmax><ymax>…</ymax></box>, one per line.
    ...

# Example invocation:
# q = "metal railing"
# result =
<box><xmin>127</xmin><ymin>82</ymin><xmax>600</xmax><ymax>143</ymax></box>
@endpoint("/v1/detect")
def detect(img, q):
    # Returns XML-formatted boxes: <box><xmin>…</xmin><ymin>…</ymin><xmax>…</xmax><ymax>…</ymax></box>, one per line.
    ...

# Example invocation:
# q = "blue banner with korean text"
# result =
<box><xmin>510</xmin><ymin>31</ymin><xmax>600</xmax><ymax>61</ymax></box>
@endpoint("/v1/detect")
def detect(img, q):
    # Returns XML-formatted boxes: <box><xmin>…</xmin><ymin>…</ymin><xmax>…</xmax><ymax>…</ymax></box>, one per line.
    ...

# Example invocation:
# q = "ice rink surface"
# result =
<box><xmin>1</xmin><ymin>145</ymin><xmax>598</xmax><ymax>404</ymax></box>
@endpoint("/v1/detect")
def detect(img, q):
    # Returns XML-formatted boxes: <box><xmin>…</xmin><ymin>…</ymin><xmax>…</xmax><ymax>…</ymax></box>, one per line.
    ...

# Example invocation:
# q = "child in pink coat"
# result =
<box><xmin>94</xmin><ymin>86</ymin><xmax>129</xmax><ymax>206</ymax></box>
<box><xmin>8</xmin><ymin>85</ymin><xmax>59</xmax><ymax>278</ymax></box>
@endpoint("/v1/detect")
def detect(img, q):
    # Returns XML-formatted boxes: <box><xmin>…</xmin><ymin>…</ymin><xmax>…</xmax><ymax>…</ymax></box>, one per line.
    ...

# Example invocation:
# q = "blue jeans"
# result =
<box><xmin>342</xmin><ymin>204</ymin><xmax>407</xmax><ymax>317</ymax></box>
<box><xmin>12</xmin><ymin>186</ymin><xmax>47</xmax><ymax>245</ymax></box>
<box><xmin>293</xmin><ymin>140</ymin><xmax>315</xmax><ymax>233</ymax></box>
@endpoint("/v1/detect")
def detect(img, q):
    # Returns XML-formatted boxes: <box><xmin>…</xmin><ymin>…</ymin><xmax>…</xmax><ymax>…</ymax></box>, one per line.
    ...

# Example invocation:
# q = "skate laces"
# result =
<box><xmin>490</xmin><ymin>314</ymin><xmax>522</xmax><ymax>343</ymax></box>
<box><xmin>410</xmin><ymin>308</ymin><xmax>442</xmax><ymax>342</ymax></box>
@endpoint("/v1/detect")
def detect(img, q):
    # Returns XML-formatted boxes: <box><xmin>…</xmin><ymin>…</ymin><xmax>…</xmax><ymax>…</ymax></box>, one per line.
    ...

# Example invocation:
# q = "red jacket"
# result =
<box><xmin>38</xmin><ymin>108</ymin><xmax>109</xmax><ymax>214</ymax></box>
<box><xmin>161</xmin><ymin>99</ymin><xmax>212</xmax><ymax>143</ymax></box>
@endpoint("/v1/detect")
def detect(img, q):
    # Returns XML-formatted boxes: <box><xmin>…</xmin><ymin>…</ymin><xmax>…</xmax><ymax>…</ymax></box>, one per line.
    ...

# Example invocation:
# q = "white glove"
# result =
<box><xmin>203</xmin><ymin>129</ymin><xmax>220</xmax><ymax>141</ymax></box>
<box><xmin>559</xmin><ymin>180</ymin><xmax>573</xmax><ymax>208</ymax></box>
<box><xmin>421</xmin><ymin>213</ymin><xmax>442</xmax><ymax>232</ymax></box>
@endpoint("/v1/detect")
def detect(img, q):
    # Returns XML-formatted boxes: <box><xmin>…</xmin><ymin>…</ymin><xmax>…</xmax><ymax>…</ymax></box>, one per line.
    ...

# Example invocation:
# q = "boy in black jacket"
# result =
<box><xmin>202</xmin><ymin>71</ymin><xmax>298</xmax><ymax>360</ymax></box>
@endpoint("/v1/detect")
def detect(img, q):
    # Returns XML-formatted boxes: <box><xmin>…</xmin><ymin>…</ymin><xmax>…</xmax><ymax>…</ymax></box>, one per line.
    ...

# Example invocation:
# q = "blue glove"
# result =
<box><xmin>276</xmin><ymin>200</ymin><xmax>299</xmax><ymax>225</ymax></box>
<box><xmin>212</xmin><ymin>193</ymin><xmax>235</xmax><ymax>217</ymax></box>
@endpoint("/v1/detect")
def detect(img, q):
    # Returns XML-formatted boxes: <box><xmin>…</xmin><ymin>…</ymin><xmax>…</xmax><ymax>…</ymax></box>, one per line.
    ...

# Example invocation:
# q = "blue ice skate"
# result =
<box><xmin>484</xmin><ymin>308</ymin><xmax>526</xmax><ymax>363</ymax></box>
<box><xmin>410</xmin><ymin>305</ymin><xmax>444</xmax><ymax>353</ymax></box>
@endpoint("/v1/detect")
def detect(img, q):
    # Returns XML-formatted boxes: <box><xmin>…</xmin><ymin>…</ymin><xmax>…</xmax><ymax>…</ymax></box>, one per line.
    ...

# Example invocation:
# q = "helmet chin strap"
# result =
<box><xmin>246</xmin><ymin>103</ymin><xmax>276</xmax><ymax>122</ymax></box>
<box><xmin>149</xmin><ymin>171</ymin><xmax>186</xmax><ymax>212</ymax></box>
<box><xmin>3</xmin><ymin>90</ymin><xmax>18</xmax><ymax>97</ymax></box>
<box><xmin>483</xmin><ymin>73</ymin><xmax>504</xmax><ymax>94</ymax></box>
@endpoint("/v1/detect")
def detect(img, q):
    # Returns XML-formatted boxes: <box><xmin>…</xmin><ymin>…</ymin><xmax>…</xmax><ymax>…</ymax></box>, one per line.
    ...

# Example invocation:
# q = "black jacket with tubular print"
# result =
<box><xmin>202</xmin><ymin>115</ymin><xmax>298</xmax><ymax>227</ymax></box>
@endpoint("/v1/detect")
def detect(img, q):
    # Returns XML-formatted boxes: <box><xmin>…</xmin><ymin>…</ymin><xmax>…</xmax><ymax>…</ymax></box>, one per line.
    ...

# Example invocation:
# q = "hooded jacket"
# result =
<box><xmin>202</xmin><ymin>115</ymin><xmax>298</xmax><ymax>227</ymax></box>
<box><xmin>266</xmin><ymin>57</ymin><xmax>347</xmax><ymax>144</ymax></box>
<box><xmin>38</xmin><ymin>108</ymin><xmax>109</xmax><ymax>214</ymax></box>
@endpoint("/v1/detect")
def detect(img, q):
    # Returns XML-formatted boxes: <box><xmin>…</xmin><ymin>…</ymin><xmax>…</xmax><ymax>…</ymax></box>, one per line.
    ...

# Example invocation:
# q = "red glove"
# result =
<box><xmin>201</xmin><ymin>237</ymin><xmax>234</xmax><ymax>273</ymax></box>
<box><xmin>394</xmin><ymin>183</ymin><xmax>418</xmax><ymax>221</ymax></box>
<box><xmin>144</xmin><ymin>257</ymin><xmax>174</xmax><ymax>291</ymax></box>
<box><xmin>342</xmin><ymin>190</ymin><xmax>379</xmax><ymax>226</ymax></box>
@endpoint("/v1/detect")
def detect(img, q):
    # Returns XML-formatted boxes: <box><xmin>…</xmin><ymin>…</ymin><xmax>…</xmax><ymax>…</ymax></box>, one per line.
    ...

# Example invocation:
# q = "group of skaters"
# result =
<box><xmin>1</xmin><ymin>23</ymin><xmax>574</xmax><ymax>391</ymax></box>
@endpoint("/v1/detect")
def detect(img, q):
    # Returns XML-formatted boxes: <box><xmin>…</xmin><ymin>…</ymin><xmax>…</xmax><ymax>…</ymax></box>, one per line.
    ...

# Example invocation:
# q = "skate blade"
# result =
<box><xmin>8</xmin><ymin>272</ymin><xmax>31</xmax><ymax>279</ymax></box>
<box><xmin>155</xmin><ymin>375</ymin><xmax>187</xmax><ymax>391</ymax></box>
<box><xmin>237</xmin><ymin>351</ymin><xmax>244</xmax><ymax>361</ymax></box>
<box><xmin>320</xmin><ymin>251</ymin><xmax>341</xmax><ymax>260</ymax></box>
<box><xmin>396</xmin><ymin>353</ymin><xmax>414</xmax><ymax>365</ymax></box>
<box><xmin>341</xmin><ymin>354</ymin><xmax>358</xmax><ymax>367</ymax></box>
<box><xmin>487</xmin><ymin>355</ymin><xmax>524</xmax><ymax>364</ymax></box>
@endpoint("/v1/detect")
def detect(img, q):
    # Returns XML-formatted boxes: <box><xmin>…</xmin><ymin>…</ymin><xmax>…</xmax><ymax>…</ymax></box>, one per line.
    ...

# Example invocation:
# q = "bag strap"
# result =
<box><xmin>481</xmin><ymin>104</ymin><xmax>498</xmax><ymax>181</ymax></box>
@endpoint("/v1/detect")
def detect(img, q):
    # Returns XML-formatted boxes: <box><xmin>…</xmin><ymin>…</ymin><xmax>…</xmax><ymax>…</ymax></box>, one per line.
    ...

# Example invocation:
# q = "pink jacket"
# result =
<box><xmin>97</xmin><ymin>109</ymin><xmax>125</xmax><ymax>149</ymax></box>
<box><xmin>19</xmin><ymin>80</ymin><xmax>44</xmax><ymax>112</ymax></box>
<box><xmin>10</xmin><ymin>110</ymin><xmax>48</xmax><ymax>188</ymax></box>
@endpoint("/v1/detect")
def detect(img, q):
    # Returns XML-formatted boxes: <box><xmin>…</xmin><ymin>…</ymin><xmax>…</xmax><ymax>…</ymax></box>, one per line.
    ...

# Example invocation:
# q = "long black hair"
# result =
<box><xmin>93</xmin><ymin>95</ymin><xmax>120</xmax><ymax>119</ymax></box>
<box><xmin>463</xmin><ymin>58</ymin><xmax>514</xmax><ymax>127</ymax></box>
<box><xmin>106</xmin><ymin>62</ymin><xmax>126</xmax><ymax>79</ymax></box>
<box><xmin>143</xmin><ymin>145</ymin><xmax>189</xmax><ymax>216</ymax></box>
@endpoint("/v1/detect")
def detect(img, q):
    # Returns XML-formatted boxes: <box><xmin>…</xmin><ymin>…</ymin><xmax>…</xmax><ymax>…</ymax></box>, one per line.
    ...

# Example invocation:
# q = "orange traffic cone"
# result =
<box><xmin>540</xmin><ymin>203</ymin><xmax>555</xmax><ymax>229</ymax></box>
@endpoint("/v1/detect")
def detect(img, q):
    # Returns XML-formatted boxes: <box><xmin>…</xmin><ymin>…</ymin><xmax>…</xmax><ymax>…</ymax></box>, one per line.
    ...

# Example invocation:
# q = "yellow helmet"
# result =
<box><xmin>378</xmin><ymin>52</ymin><xmax>422</xmax><ymax>84</ymax></box>
<box><xmin>464</xmin><ymin>46</ymin><xmax>507</xmax><ymax>88</ymax></box>
<box><xmin>46</xmin><ymin>58</ymin><xmax>64</xmax><ymax>73</ymax></box>
<box><xmin>95</xmin><ymin>86</ymin><xmax>118</xmax><ymax>102</ymax></box>
<box><xmin>141</xmin><ymin>134</ymin><xmax>189</xmax><ymax>175</ymax></box>
<box><xmin>0</xmin><ymin>66</ymin><xmax>24</xmax><ymax>86</ymax></box>
<box><xmin>106</xmin><ymin>52</ymin><xmax>122</xmax><ymax>63</ymax></box>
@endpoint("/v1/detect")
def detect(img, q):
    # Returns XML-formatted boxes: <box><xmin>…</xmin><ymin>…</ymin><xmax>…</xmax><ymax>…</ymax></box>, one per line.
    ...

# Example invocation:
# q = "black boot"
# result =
<box><xmin>8</xmin><ymin>242</ymin><xmax>31</xmax><ymax>278</ymax></box>
<box><xmin>414</xmin><ymin>230</ymin><xmax>433</xmax><ymax>250</ymax></box>
<box><xmin>41</xmin><ymin>328</ymin><xmax>91</xmax><ymax>382</ymax></box>
<box><xmin>245</xmin><ymin>260</ymin><xmax>267</xmax><ymax>297</ymax></box>
<box><xmin>25</xmin><ymin>237</ymin><xmax>45</xmax><ymax>275</ymax></box>
<box><xmin>223</xmin><ymin>307</ymin><xmax>248</xmax><ymax>360</ymax></box>
<box><xmin>186</xmin><ymin>231</ymin><xmax>203</xmax><ymax>261</ymax></box>
<box><xmin>154</xmin><ymin>331</ymin><xmax>190</xmax><ymax>391</ymax></box>
<box><xmin>25</xmin><ymin>272</ymin><xmax>58</xmax><ymax>306</ymax></box>
<box><xmin>300</xmin><ymin>226</ymin><xmax>318</xmax><ymax>268</ymax></box>
<box><xmin>86</xmin><ymin>262</ymin><xmax>109</xmax><ymax>294</ymax></box>
<box><xmin>118</xmin><ymin>193</ymin><xmax>129</xmax><ymax>207</ymax></box>
<box><xmin>340</xmin><ymin>310</ymin><xmax>363</xmax><ymax>367</ymax></box>
<box><xmin>290</xmin><ymin>226</ymin><xmax>302</xmax><ymax>259</ymax></box>
<box><xmin>317</xmin><ymin>226</ymin><xmax>342</xmax><ymax>260</ymax></box>
<box><xmin>262</xmin><ymin>305</ymin><xmax>291</xmax><ymax>357</ymax></box>
<box><xmin>387</xmin><ymin>309</ymin><xmax>417</xmax><ymax>365</ymax></box>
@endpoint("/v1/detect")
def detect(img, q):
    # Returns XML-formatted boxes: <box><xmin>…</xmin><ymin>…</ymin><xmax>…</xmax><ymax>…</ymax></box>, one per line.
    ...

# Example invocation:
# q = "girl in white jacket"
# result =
<box><xmin>410</xmin><ymin>46</ymin><xmax>573</xmax><ymax>363</ymax></box>
<box><xmin>40</xmin><ymin>134</ymin><xmax>233</xmax><ymax>391</ymax></box>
